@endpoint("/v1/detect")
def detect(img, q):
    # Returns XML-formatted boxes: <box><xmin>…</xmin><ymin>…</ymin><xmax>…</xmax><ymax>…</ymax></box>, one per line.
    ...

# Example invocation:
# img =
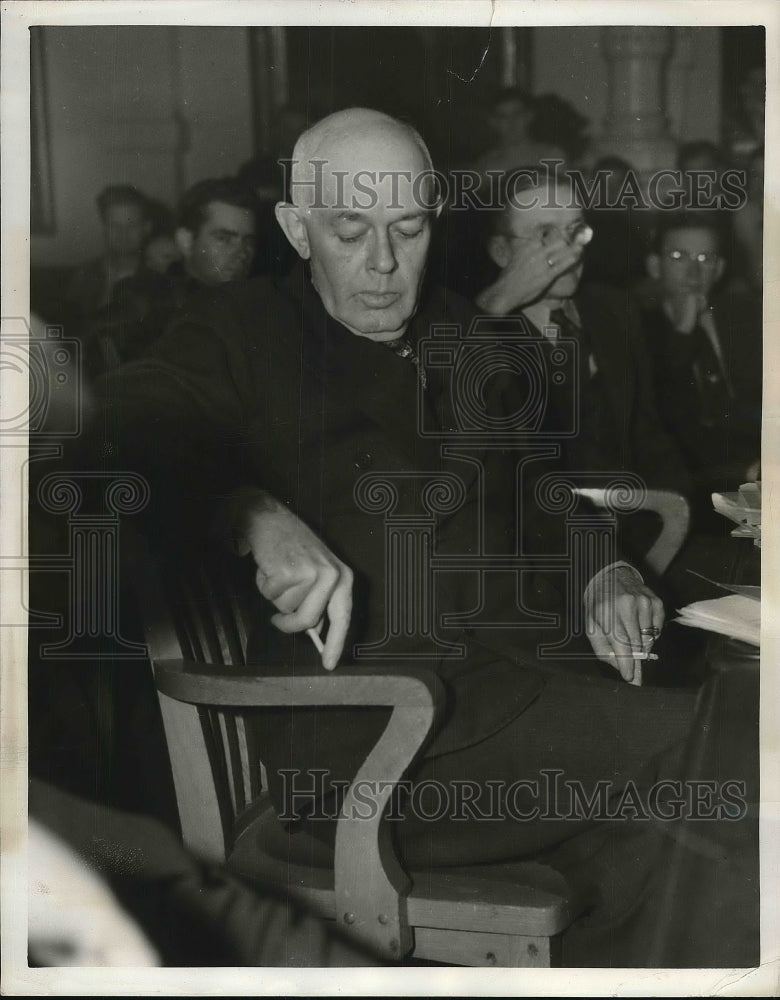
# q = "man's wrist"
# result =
<box><xmin>583</xmin><ymin>561</ymin><xmax>643</xmax><ymax>608</ymax></box>
<box><xmin>475</xmin><ymin>279</ymin><xmax>511</xmax><ymax>316</ymax></box>
<box><xmin>216</xmin><ymin>487</ymin><xmax>282</xmax><ymax>555</ymax></box>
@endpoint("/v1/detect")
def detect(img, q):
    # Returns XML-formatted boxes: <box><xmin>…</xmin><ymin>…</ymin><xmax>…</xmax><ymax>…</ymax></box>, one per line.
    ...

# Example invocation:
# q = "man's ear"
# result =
<box><xmin>487</xmin><ymin>234</ymin><xmax>511</xmax><ymax>270</ymax></box>
<box><xmin>275</xmin><ymin>202</ymin><xmax>311</xmax><ymax>260</ymax></box>
<box><xmin>174</xmin><ymin>227</ymin><xmax>193</xmax><ymax>260</ymax></box>
<box><xmin>646</xmin><ymin>253</ymin><xmax>661</xmax><ymax>281</ymax></box>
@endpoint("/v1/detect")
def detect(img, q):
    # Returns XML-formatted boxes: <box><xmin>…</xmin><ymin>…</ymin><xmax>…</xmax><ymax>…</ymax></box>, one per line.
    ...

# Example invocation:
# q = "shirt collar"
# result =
<box><xmin>523</xmin><ymin>297</ymin><xmax>580</xmax><ymax>337</ymax></box>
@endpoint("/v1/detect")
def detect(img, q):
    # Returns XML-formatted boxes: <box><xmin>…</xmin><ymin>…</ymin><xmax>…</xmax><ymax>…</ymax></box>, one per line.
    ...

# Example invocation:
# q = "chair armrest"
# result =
<box><xmin>573</xmin><ymin>486</ymin><xmax>690</xmax><ymax>576</ymax></box>
<box><xmin>154</xmin><ymin>659</ymin><xmax>443</xmax><ymax>959</ymax></box>
<box><xmin>154</xmin><ymin>659</ymin><xmax>442</xmax><ymax>712</ymax></box>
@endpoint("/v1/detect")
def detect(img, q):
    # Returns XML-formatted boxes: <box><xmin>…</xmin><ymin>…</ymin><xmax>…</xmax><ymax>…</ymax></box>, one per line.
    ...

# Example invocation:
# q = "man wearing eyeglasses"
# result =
<box><xmin>640</xmin><ymin>211</ymin><xmax>761</xmax><ymax>499</ymax></box>
<box><xmin>476</xmin><ymin>171</ymin><xmax>690</xmax><ymax>498</ymax></box>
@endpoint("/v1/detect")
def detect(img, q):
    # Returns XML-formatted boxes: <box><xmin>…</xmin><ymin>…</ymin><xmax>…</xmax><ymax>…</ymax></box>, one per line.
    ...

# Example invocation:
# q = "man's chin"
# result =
<box><xmin>345</xmin><ymin>306</ymin><xmax>414</xmax><ymax>341</ymax></box>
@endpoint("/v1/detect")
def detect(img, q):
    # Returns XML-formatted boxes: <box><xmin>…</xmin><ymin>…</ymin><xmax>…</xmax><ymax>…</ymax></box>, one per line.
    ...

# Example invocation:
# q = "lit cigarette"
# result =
<box><xmin>306</xmin><ymin>627</ymin><xmax>325</xmax><ymax>654</ymax></box>
<box><xmin>607</xmin><ymin>652</ymin><xmax>658</xmax><ymax>661</ymax></box>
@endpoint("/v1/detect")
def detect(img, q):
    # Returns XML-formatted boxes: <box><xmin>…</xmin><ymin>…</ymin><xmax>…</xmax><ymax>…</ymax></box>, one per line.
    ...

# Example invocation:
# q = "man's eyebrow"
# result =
<box><xmin>392</xmin><ymin>212</ymin><xmax>428</xmax><ymax>224</ymax></box>
<box><xmin>331</xmin><ymin>211</ymin><xmax>428</xmax><ymax>224</ymax></box>
<box><xmin>333</xmin><ymin>211</ymin><xmax>366</xmax><ymax>223</ymax></box>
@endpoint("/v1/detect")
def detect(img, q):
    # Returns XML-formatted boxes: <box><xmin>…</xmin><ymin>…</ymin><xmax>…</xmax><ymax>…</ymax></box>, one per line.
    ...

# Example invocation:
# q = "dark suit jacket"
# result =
<box><xmin>523</xmin><ymin>284</ymin><xmax>692</xmax><ymax>496</ymax></box>
<box><xmin>88</xmin><ymin>267</ymin><xmax>612</xmax><ymax>813</ymax></box>
<box><xmin>639</xmin><ymin>290</ymin><xmax>761</xmax><ymax>489</ymax></box>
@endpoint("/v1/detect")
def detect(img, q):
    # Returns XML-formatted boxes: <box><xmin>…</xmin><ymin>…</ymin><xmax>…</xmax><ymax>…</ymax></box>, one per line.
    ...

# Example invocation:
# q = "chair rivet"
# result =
<box><xmin>528</xmin><ymin>942</ymin><xmax>539</xmax><ymax>957</ymax></box>
<box><xmin>343</xmin><ymin>912</ymin><xmax>355</xmax><ymax>925</ymax></box>
<box><xmin>377</xmin><ymin>913</ymin><xmax>389</xmax><ymax>925</ymax></box>
<box><xmin>389</xmin><ymin>939</ymin><xmax>399</xmax><ymax>953</ymax></box>
<box><xmin>485</xmin><ymin>951</ymin><xmax>497</xmax><ymax>965</ymax></box>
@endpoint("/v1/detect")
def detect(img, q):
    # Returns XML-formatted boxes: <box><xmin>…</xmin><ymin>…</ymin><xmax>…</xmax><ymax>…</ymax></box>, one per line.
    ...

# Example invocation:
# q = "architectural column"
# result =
<box><xmin>499</xmin><ymin>27</ymin><xmax>533</xmax><ymax>90</ymax></box>
<box><xmin>596</xmin><ymin>26</ymin><xmax>677</xmax><ymax>175</ymax></box>
<box><xmin>249</xmin><ymin>27</ymin><xmax>289</xmax><ymax>156</ymax></box>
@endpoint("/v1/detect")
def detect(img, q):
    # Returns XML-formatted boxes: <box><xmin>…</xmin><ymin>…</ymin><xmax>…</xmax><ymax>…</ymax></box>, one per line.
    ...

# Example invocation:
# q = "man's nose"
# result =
<box><xmin>367</xmin><ymin>232</ymin><xmax>398</xmax><ymax>273</ymax></box>
<box><xmin>686</xmin><ymin>257</ymin><xmax>705</xmax><ymax>278</ymax></box>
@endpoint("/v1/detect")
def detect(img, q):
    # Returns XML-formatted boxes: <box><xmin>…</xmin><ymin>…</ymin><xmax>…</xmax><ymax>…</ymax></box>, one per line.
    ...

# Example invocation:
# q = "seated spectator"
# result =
<box><xmin>91</xmin><ymin>178</ymin><xmax>259</xmax><ymax>370</ymax></box>
<box><xmin>528</xmin><ymin>93</ymin><xmax>590</xmax><ymax>166</ymax></box>
<box><xmin>141</xmin><ymin>199</ymin><xmax>182</xmax><ymax>276</ymax></box>
<box><xmin>64</xmin><ymin>184</ymin><xmax>151</xmax><ymax>327</ymax></box>
<box><xmin>677</xmin><ymin>139</ymin><xmax>725</xmax><ymax>181</ymax></box>
<box><xmin>475</xmin><ymin>170</ymin><xmax>690</xmax><ymax>506</ymax></box>
<box><xmin>143</xmin><ymin>227</ymin><xmax>182</xmax><ymax>276</ymax></box>
<box><xmin>173</xmin><ymin>177</ymin><xmax>258</xmax><ymax>287</ymax></box>
<box><xmin>581</xmin><ymin>155</ymin><xmax>652</xmax><ymax>290</ymax></box>
<box><xmin>236</xmin><ymin>105</ymin><xmax>313</xmax><ymax>277</ymax></box>
<box><xmin>473</xmin><ymin>87</ymin><xmax>565</xmax><ymax>180</ymax></box>
<box><xmin>639</xmin><ymin>212</ymin><xmax>761</xmax><ymax>507</ymax></box>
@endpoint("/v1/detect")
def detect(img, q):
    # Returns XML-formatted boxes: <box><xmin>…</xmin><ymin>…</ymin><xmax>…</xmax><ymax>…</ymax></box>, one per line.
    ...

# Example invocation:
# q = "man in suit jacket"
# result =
<box><xmin>475</xmin><ymin>170</ymin><xmax>691</xmax><ymax>498</ymax></box>
<box><xmin>640</xmin><ymin>211</ymin><xmax>761</xmax><ymax>497</ymax></box>
<box><xmin>82</xmin><ymin>110</ymin><xmax>753</xmax><ymax>966</ymax></box>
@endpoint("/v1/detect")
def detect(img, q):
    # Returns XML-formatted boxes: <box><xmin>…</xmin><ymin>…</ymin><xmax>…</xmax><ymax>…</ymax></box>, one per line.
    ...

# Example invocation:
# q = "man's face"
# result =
<box><xmin>297</xmin><ymin>141</ymin><xmax>434</xmax><ymax>341</ymax></box>
<box><xmin>652</xmin><ymin>227</ymin><xmax>724</xmax><ymax>301</ymax></box>
<box><xmin>500</xmin><ymin>185</ymin><xmax>586</xmax><ymax>300</ymax></box>
<box><xmin>144</xmin><ymin>234</ymin><xmax>181</xmax><ymax>275</ymax></box>
<box><xmin>182</xmin><ymin>201</ymin><xmax>256</xmax><ymax>285</ymax></box>
<box><xmin>102</xmin><ymin>203</ymin><xmax>149</xmax><ymax>257</ymax></box>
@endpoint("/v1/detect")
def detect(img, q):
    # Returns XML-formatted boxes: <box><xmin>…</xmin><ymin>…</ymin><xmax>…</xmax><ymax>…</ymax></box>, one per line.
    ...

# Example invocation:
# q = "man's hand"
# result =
<box><xmin>663</xmin><ymin>291</ymin><xmax>709</xmax><ymax>334</ymax></box>
<box><xmin>584</xmin><ymin>565</ymin><xmax>664</xmax><ymax>685</ymax></box>
<box><xmin>228</xmin><ymin>490</ymin><xmax>353</xmax><ymax>671</ymax></box>
<box><xmin>28</xmin><ymin>820</ymin><xmax>159</xmax><ymax>967</ymax></box>
<box><xmin>476</xmin><ymin>233</ymin><xmax>584</xmax><ymax>315</ymax></box>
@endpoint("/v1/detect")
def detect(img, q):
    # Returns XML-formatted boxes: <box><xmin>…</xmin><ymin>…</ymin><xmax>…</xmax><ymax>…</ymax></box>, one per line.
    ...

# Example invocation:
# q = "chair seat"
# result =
<box><xmin>227</xmin><ymin>796</ymin><xmax>584</xmax><ymax>946</ymax></box>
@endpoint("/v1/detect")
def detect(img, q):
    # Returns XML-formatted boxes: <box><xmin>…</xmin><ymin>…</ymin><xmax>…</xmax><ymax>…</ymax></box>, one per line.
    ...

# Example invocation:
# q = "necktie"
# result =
<box><xmin>549</xmin><ymin>307</ymin><xmax>593</xmax><ymax>383</ymax></box>
<box><xmin>690</xmin><ymin>325</ymin><xmax>730</xmax><ymax>428</ymax></box>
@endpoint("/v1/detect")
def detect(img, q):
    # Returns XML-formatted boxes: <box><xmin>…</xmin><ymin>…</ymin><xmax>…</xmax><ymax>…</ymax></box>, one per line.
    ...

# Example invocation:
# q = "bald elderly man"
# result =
<box><xmin>83</xmin><ymin>110</ymin><xmax>752</xmax><ymax>967</ymax></box>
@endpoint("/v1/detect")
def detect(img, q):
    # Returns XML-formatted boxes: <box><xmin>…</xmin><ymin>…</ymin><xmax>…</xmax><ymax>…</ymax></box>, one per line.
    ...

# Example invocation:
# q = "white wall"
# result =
<box><xmin>32</xmin><ymin>26</ymin><xmax>254</xmax><ymax>266</ymax></box>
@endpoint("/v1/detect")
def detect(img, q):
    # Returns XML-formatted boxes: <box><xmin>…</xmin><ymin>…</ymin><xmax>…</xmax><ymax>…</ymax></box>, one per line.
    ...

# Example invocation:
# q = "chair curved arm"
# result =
<box><xmin>153</xmin><ymin>659</ymin><xmax>443</xmax><ymax>958</ymax></box>
<box><xmin>572</xmin><ymin>486</ymin><xmax>690</xmax><ymax>576</ymax></box>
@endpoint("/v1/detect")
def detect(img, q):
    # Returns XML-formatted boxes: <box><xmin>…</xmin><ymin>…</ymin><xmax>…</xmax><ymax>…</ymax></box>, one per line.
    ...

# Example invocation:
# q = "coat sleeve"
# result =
<box><xmin>72</xmin><ymin>290</ymin><xmax>259</xmax><ymax>544</ymax></box>
<box><xmin>624</xmin><ymin>296</ymin><xmax>693</xmax><ymax>496</ymax></box>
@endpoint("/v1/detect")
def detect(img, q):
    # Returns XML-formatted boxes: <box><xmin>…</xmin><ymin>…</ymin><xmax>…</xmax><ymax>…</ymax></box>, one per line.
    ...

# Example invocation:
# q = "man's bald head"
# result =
<box><xmin>275</xmin><ymin>108</ymin><xmax>438</xmax><ymax>341</ymax></box>
<box><xmin>288</xmin><ymin>107</ymin><xmax>435</xmax><ymax>210</ymax></box>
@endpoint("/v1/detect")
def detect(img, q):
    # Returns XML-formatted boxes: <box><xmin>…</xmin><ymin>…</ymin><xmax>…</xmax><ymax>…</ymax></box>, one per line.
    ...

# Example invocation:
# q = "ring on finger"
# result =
<box><xmin>639</xmin><ymin>626</ymin><xmax>660</xmax><ymax>638</ymax></box>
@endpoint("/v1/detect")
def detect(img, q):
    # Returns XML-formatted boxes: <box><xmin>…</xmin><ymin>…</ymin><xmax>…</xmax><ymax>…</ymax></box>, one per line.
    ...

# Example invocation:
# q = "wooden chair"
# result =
<box><xmin>128</xmin><ymin>533</ymin><xmax>584</xmax><ymax>967</ymax></box>
<box><xmin>572</xmin><ymin>487</ymin><xmax>690</xmax><ymax>576</ymax></box>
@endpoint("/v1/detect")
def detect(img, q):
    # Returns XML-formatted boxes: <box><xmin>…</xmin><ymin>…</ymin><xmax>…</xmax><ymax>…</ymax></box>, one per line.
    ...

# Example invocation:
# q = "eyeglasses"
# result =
<box><xmin>665</xmin><ymin>249</ymin><xmax>721</xmax><ymax>267</ymax></box>
<box><xmin>504</xmin><ymin>221</ymin><xmax>592</xmax><ymax>247</ymax></box>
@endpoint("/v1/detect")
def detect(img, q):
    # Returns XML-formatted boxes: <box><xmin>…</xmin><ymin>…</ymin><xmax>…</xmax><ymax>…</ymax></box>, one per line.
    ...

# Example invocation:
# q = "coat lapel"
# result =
<box><xmin>576</xmin><ymin>289</ymin><xmax>637</xmax><ymax>429</ymax></box>
<box><xmin>279</xmin><ymin>265</ymin><xmax>448</xmax><ymax>473</ymax></box>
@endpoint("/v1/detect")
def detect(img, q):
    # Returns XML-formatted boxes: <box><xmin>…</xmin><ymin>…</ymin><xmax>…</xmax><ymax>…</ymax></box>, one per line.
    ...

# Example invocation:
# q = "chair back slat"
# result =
<box><xmin>235</xmin><ymin>714</ymin><xmax>258</xmax><ymax>807</ymax></box>
<box><xmin>125</xmin><ymin>527</ymin><xmax>269</xmax><ymax>854</ymax></box>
